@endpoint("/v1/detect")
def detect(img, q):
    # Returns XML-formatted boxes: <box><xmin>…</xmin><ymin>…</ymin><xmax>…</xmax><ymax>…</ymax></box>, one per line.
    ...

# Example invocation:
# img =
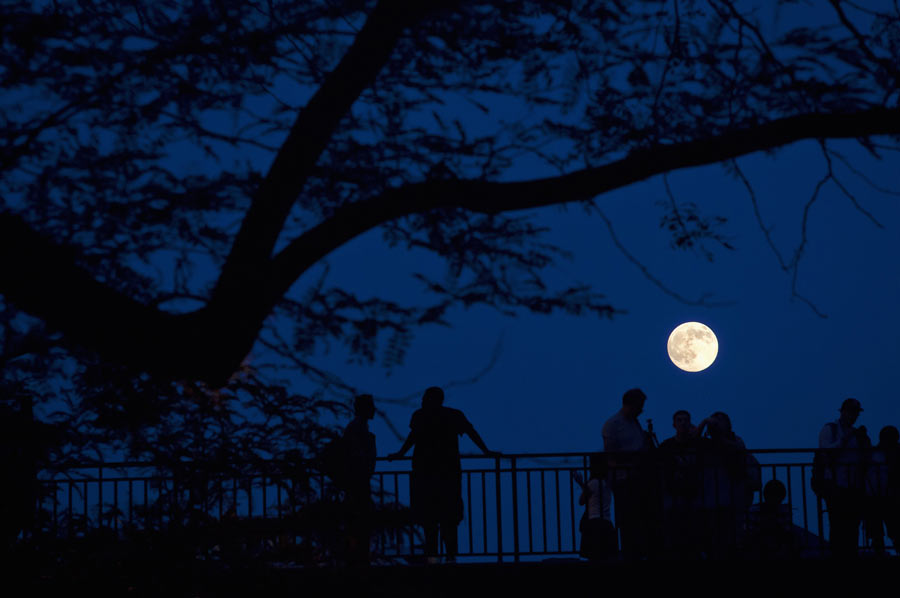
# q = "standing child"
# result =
<box><xmin>577</xmin><ymin>453</ymin><xmax>617</xmax><ymax>560</ymax></box>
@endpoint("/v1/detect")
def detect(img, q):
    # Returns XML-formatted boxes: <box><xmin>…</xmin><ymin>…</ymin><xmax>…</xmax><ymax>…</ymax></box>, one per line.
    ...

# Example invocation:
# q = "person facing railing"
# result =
<box><xmin>388</xmin><ymin>386</ymin><xmax>498</xmax><ymax>564</ymax></box>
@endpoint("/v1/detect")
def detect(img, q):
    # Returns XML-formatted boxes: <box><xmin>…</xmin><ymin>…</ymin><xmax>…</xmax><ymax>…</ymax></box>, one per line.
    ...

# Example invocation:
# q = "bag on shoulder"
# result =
<box><xmin>318</xmin><ymin>435</ymin><xmax>349</xmax><ymax>489</ymax></box>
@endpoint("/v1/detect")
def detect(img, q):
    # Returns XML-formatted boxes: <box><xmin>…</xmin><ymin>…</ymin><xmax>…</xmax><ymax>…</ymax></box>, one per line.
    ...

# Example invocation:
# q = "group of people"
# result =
<box><xmin>578</xmin><ymin>389</ymin><xmax>900</xmax><ymax>561</ymax></box>
<box><xmin>582</xmin><ymin>388</ymin><xmax>765</xmax><ymax>561</ymax></box>
<box><xmin>335</xmin><ymin>386</ymin><xmax>899</xmax><ymax>565</ymax></box>
<box><xmin>814</xmin><ymin>397</ymin><xmax>899</xmax><ymax>557</ymax></box>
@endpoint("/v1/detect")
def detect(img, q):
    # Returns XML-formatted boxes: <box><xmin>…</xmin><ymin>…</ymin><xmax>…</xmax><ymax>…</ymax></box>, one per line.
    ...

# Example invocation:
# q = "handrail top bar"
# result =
<box><xmin>37</xmin><ymin>447</ymin><xmax>838</xmax><ymax>470</ymax></box>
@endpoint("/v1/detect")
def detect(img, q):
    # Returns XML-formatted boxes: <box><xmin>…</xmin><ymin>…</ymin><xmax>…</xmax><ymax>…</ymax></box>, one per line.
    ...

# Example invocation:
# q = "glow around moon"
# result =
<box><xmin>667</xmin><ymin>322</ymin><xmax>718</xmax><ymax>372</ymax></box>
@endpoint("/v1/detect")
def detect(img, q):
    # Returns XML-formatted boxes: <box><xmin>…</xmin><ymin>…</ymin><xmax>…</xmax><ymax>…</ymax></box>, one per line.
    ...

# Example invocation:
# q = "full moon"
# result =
<box><xmin>667</xmin><ymin>322</ymin><xmax>718</xmax><ymax>372</ymax></box>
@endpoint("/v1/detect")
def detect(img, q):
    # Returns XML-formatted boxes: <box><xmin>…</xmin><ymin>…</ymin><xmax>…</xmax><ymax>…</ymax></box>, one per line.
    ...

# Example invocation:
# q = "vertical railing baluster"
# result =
<box><xmin>113</xmin><ymin>480</ymin><xmax>118</xmax><ymax>533</ymax></box>
<box><xmin>555</xmin><ymin>470</ymin><xmax>561</xmax><ymax>552</ymax></box>
<box><xmin>143</xmin><ymin>479</ymin><xmax>149</xmax><ymax>531</ymax></box>
<box><xmin>98</xmin><ymin>465</ymin><xmax>103</xmax><ymax>529</ymax></box>
<box><xmin>569</xmin><ymin>469</ymin><xmax>577</xmax><ymax>553</ymax></box>
<box><xmin>540</xmin><ymin>470</ymin><xmax>547</xmax><ymax>552</ymax></box>
<box><xmin>481</xmin><ymin>471</ymin><xmax>487</xmax><ymax>555</ymax></box>
<box><xmin>67</xmin><ymin>482</ymin><xmax>73</xmax><ymax>539</ymax></box>
<box><xmin>466</xmin><ymin>471</ymin><xmax>473</xmax><ymax>554</ymax></box>
<box><xmin>51</xmin><ymin>481</ymin><xmax>58</xmax><ymax>537</ymax></box>
<box><xmin>494</xmin><ymin>456</ymin><xmax>503</xmax><ymax>562</ymax></box>
<box><xmin>83</xmin><ymin>480</ymin><xmax>88</xmax><ymax>531</ymax></box>
<box><xmin>247</xmin><ymin>476</ymin><xmax>253</xmax><ymax>518</ymax></box>
<box><xmin>801</xmin><ymin>464</ymin><xmax>810</xmax><ymax>543</ymax></box>
<box><xmin>261</xmin><ymin>474</ymin><xmax>267</xmax><ymax>520</ymax></box>
<box><xmin>510</xmin><ymin>457</ymin><xmax>519</xmax><ymax>562</ymax></box>
<box><xmin>526</xmin><ymin>470</ymin><xmax>533</xmax><ymax>554</ymax></box>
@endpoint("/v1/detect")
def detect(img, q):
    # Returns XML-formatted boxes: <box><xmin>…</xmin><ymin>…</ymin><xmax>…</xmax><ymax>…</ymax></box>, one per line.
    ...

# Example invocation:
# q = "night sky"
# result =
<box><xmin>309</xmin><ymin>138</ymin><xmax>900</xmax><ymax>457</ymax></box>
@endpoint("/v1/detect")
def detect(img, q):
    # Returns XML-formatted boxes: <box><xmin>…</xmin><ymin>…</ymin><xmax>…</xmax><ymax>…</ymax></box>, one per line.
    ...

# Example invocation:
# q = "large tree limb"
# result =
<box><xmin>270</xmin><ymin>107</ymin><xmax>900</xmax><ymax>293</ymax></box>
<box><xmin>3</xmin><ymin>107</ymin><xmax>898</xmax><ymax>384</ymax></box>
<box><xmin>212</xmin><ymin>0</ymin><xmax>446</xmax><ymax>301</ymax></box>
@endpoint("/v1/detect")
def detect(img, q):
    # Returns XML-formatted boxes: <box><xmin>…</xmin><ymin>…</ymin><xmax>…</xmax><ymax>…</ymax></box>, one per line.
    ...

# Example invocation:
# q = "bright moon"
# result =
<box><xmin>667</xmin><ymin>322</ymin><xmax>718</xmax><ymax>372</ymax></box>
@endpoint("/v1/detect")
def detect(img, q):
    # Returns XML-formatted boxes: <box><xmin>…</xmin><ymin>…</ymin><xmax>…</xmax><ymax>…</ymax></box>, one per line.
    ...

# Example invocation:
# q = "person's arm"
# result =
<box><xmin>578</xmin><ymin>478</ymin><xmax>595</xmax><ymax>505</ymax></box>
<box><xmin>696</xmin><ymin>418</ymin><xmax>713</xmax><ymax>438</ymax></box>
<box><xmin>467</xmin><ymin>427</ymin><xmax>500</xmax><ymax>457</ymax></box>
<box><xmin>388</xmin><ymin>430</ymin><xmax>415</xmax><ymax>460</ymax></box>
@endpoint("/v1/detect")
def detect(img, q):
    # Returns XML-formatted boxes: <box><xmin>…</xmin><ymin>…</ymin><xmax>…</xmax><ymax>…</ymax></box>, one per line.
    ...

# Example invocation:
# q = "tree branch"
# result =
<box><xmin>271</xmin><ymin>107</ymin><xmax>900</xmax><ymax>291</ymax></box>
<box><xmin>213</xmin><ymin>0</ymin><xmax>447</xmax><ymax>299</ymax></box>
<box><xmin>3</xmin><ymin>107</ymin><xmax>899</xmax><ymax>383</ymax></box>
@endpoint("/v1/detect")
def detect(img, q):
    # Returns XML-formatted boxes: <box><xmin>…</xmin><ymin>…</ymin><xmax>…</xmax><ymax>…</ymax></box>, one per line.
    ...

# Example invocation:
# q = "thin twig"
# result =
<box><xmin>596</xmin><ymin>208</ymin><xmax>734</xmax><ymax>307</ymax></box>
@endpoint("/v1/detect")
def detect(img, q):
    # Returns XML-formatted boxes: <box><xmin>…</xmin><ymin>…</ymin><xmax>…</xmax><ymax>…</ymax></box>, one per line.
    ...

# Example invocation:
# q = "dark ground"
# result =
<box><xmin>19</xmin><ymin>553</ymin><xmax>897</xmax><ymax>597</ymax></box>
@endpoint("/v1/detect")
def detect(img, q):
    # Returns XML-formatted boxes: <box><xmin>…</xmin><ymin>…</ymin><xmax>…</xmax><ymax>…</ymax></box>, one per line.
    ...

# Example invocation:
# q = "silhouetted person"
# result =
<box><xmin>818</xmin><ymin>397</ymin><xmax>870</xmax><ymax>558</ymax></box>
<box><xmin>601</xmin><ymin>387</ymin><xmax>655</xmax><ymax>559</ymax></box>
<box><xmin>658</xmin><ymin>410</ymin><xmax>707</xmax><ymax>557</ymax></box>
<box><xmin>865</xmin><ymin>425</ymin><xmax>899</xmax><ymax>555</ymax></box>
<box><xmin>0</xmin><ymin>393</ymin><xmax>38</xmax><ymax>551</ymax></box>
<box><xmin>746</xmin><ymin>479</ymin><xmax>796</xmax><ymax>559</ymax></box>
<box><xmin>342</xmin><ymin>393</ymin><xmax>377</xmax><ymax>567</ymax></box>
<box><xmin>576</xmin><ymin>453</ymin><xmax>616</xmax><ymax>561</ymax></box>
<box><xmin>389</xmin><ymin>386</ymin><xmax>497</xmax><ymax>563</ymax></box>
<box><xmin>696</xmin><ymin>411</ymin><xmax>758</xmax><ymax>556</ymax></box>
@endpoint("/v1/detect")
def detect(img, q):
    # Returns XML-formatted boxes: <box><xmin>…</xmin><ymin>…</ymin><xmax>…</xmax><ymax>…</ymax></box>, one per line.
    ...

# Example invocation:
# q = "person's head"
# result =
<box><xmin>707</xmin><ymin>411</ymin><xmax>733</xmax><ymax>439</ymax></box>
<box><xmin>621</xmin><ymin>388</ymin><xmax>646</xmax><ymax>418</ymax></box>
<box><xmin>588</xmin><ymin>453</ymin><xmax>608</xmax><ymax>480</ymax></box>
<box><xmin>422</xmin><ymin>386</ymin><xmax>444</xmax><ymax>409</ymax></box>
<box><xmin>354</xmin><ymin>394</ymin><xmax>375</xmax><ymax>420</ymax></box>
<box><xmin>672</xmin><ymin>410</ymin><xmax>692</xmax><ymax>438</ymax></box>
<box><xmin>839</xmin><ymin>398</ymin><xmax>863</xmax><ymax>425</ymax></box>
<box><xmin>879</xmin><ymin>425</ymin><xmax>899</xmax><ymax>447</ymax></box>
<box><xmin>763</xmin><ymin>479</ymin><xmax>786</xmax><ymax>505</ymax></box>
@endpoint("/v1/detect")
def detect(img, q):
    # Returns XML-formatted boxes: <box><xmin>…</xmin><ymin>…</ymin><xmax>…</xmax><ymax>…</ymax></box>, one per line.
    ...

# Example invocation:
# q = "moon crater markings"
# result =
<box><xmin>667</xmin><ymin>322</ymin><xmax>718</xmax><ymax>372</ymax></box>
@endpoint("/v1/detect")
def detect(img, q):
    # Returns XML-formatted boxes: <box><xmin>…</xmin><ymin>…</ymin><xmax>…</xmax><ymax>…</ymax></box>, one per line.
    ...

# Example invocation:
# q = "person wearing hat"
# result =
<box><xmin>817</xmin><ymin>397</ymin><xmax>871</xmax><ymax>557</ymax></box>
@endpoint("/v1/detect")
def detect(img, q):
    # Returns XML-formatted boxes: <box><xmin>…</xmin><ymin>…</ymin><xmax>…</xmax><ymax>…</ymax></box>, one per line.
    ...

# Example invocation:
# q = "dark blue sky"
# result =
<box><xmin>307</xmin><ymin>138</ymin><xmax>900</xmax><ymax>455</ymax></box>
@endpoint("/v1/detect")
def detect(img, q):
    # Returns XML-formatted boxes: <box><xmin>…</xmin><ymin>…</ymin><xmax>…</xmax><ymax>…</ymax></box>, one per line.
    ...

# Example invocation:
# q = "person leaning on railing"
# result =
<box><xmin>388</xmin><ymin>386</ymin><xmax>499</xmax><ymax>564</ymax></box>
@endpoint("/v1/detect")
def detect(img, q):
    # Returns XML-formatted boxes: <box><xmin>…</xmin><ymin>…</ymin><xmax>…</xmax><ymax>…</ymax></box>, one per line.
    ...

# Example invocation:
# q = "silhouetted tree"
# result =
<box><xmin>2</xmin><ymin>1</ymin><xmax>899</xmax><ymax>388</ymax></box>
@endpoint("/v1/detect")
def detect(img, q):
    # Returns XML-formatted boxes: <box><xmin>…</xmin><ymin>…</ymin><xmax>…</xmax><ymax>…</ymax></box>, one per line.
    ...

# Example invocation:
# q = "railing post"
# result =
<box><xmin>98</xmin><ymin>464</ymin><xmax>103</xmax><ymax>529</ymax></box>
<box><xmin>510</xmin><ymin>456</ymin><xmax>520</xmax><ymax>563</ymax></box>
<box><xmin>495</xmin><ymin>455</ymin><xmax>503</xmax><ymax>562</ymax></box>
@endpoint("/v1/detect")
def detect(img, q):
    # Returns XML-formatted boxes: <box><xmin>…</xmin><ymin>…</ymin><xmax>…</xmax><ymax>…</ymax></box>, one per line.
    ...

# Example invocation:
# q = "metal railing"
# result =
<box><xmin>31</xmin><ymin>450</ymin><xmax>892</xmax><ymax>562</ymax></box>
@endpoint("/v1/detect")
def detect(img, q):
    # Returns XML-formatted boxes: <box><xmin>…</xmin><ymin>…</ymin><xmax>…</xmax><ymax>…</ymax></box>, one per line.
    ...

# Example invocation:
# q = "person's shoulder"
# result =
<box><xmin>443</xmin><ymin>406</ymin><xmax>472</xmax><ymax>426</ymax></box>
<box><xmin>601</xmin><ymin>411</ymin><xmax>622</xmax><ymax>430</ymax></box>
<box><xmin>818</xmin><ymin>420</ymin><xmax>839</xmax><ymax>436</ymax></box>
<box><xmin>343</xmin><ymin>417</ymin><xmax>363</xmax><ymax>436</ymax></box>
<box><xmin>658</xmin><ymin>437</ymin><xmax>677</xmax><ymax>450</ymax></box>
